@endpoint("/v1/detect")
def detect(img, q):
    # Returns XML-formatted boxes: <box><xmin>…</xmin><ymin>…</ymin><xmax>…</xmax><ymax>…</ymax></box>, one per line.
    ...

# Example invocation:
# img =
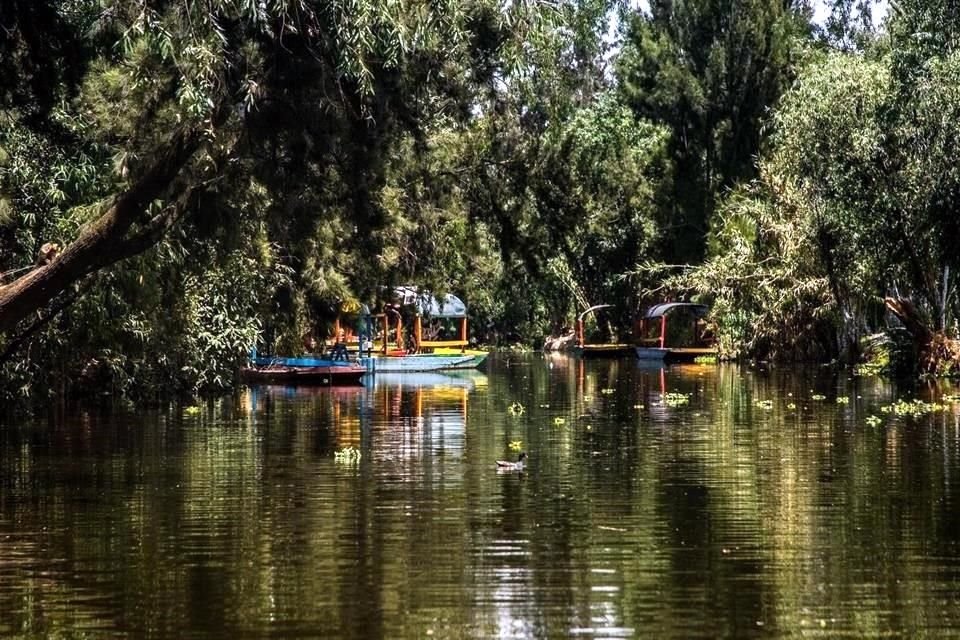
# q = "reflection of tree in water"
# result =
<box><xmin>6</xmin><ymin>360</ymin><xmax>960</xmax><ymax>637</ymax></box>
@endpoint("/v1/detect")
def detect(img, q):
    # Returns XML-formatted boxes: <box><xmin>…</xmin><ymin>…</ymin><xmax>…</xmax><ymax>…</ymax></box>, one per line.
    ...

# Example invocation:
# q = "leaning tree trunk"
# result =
<box><xmin>884</xmin><ymin>296</ymin><xmax>960</xmax><ymax>375</ymax></box>
<box><xmin>0</xmin><ymin>129</ymin><xmax>201</xmax><ymax>335</ymax></box>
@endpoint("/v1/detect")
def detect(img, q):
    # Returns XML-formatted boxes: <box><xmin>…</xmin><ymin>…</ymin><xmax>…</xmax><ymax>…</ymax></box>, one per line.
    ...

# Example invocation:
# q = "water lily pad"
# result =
<box><xmin>334</xmin><ymin>447</ymin><xmax>362</xmax><ymax>463</ymax></box>
<box><xmin>662</xmin><ymin>392</ymin><xmax>690</xmax><ymax>407</ymax></box>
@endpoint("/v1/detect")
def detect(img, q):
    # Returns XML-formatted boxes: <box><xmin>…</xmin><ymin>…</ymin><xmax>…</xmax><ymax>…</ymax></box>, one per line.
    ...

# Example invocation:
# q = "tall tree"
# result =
<box><xmin>616</xmin><ymin>0</ymin><xmax>805</xmax><ymax>263</ymax></box>
<box><xmin>820</xmin><ymin>0</ymin><xmax>881</xmax><ymax>50</ymax></box>
<box><xmin>681</xmin><ymin>40</ymin><xmax>960</xmax><ymax>368</ymax></box>
<box><xmin>0</xmin><ymin>0</ymin><xmax>87</xmax><ymax>117</ymax></box>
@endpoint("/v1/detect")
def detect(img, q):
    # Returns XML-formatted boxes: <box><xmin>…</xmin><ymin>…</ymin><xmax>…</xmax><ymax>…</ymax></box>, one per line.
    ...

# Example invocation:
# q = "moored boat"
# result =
<box><xmin>571</xmin><ymin>304</ymin><xmax>635</xmax><ymax>357</ymax></box>
<box><xmin>360</xmin><ymin>352</ymin><xmax>487</xmax><ymax>373</ymax></box>
<box><xmin>349</xmin><ymin>287</ymin><xmax>489</xmax><ymax>372</ymax></box>
<box><xmin>254</xmin><ymin>288</ymin><xmax>489</xmax><ymax>378</ymax></box>
<box><xmin>573</xmin><ymin>343</ymin><xmax>636</xmax><ymax>357</ymax></box>
<box><xmin>241</xmin><ymin>356</ymin><xmax>366</xmax><ymax>385</ymax></box>
<box><xmin>634</xmin><ymin>303</ymin><xmax>717</xmax><ymax>363</ymax></box>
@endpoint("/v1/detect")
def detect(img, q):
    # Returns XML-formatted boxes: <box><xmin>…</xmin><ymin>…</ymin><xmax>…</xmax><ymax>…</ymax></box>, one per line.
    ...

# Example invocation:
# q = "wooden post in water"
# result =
<box><xmin>382</xmin><ymin>314</ymin><xmax>389</xmax><ymax>354</ymax></box>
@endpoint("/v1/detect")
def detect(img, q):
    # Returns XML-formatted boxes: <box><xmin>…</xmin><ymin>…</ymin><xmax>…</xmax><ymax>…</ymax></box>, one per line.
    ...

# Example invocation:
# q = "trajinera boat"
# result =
<box><xmin>246</xmin><ymin>288</ymin><xmax>487</xmax><ymax>380</ymax></box>
<box><xmin>570</xmin><ymin>304</ymin><xmax>635</xmax><ymax>357</ymax></box>
<box><xmin>241</xmin><ymin>355</ymin><xmax>366</xmax><ymax>385</ymax></box>
<box><xmin>634</xmin><ymin>302</ymin><xmax>718</xmax><ymax>362</ymax></box>
<box><xmin>339</xmin><ymin>287</ymin><xmax>488</xmax><ymax>373</ymax></box>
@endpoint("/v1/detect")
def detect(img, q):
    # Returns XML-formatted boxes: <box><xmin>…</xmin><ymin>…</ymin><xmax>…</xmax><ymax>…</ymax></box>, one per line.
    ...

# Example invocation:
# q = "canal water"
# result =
<box><xmin>2</xmin><ymin>354</ymin><xmax>960</xmax><ymax>638</ymax></box>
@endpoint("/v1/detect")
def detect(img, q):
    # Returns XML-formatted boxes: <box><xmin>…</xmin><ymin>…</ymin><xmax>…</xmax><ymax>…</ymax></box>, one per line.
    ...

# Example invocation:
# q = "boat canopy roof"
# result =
<box><xmin>577</xmin><ymin>304</ymin><xmax>613</xmax><ymax>322</ymax></box>
<box><xmin>395</xmin><ymin>286</ymin><xmax>467</xmax><ymax>318</ymax></box>
<box><xmin>643</xmin><ymin>302</ymin><xmax>709</xmax><ymax>319</ymax></box>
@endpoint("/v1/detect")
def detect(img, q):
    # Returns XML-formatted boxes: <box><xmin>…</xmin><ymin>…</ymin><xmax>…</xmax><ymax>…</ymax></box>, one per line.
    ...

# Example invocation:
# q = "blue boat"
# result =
<box><xmin>242</xmin><ymin>355</ymin><xmax>366</xmax><ymax>385</ymax></box>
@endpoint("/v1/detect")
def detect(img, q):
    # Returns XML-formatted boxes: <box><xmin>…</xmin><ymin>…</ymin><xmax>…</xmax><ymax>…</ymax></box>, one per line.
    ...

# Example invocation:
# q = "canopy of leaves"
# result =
<box><xmin>616</xmin><ymin>0</ymin><xmax>807</xmax><ymax>263</ymax></box>
<box><xmin>680</xmin><ymin>38</ymin><xmax>960</xmax><ymax>360</ymax></box>
<box><xmin>11</xmin><ymin>0</ymin><xmax>958</xmax><ymax>397</ymax></box>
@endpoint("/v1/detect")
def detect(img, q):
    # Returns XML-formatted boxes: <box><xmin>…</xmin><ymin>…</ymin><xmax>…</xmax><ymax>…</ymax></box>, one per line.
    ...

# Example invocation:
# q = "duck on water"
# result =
<box><xmin>496</xmin><ymin>452</ymin><xmax>527</xmax><ymax>471</ymax></box>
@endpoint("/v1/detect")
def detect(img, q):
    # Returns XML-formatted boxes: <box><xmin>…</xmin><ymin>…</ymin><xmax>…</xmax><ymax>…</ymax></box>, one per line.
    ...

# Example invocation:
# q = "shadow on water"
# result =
<box><xmin>2</xmin><ymin>354</ymin><xmax>960</xmax><ymax>637</ymax></box>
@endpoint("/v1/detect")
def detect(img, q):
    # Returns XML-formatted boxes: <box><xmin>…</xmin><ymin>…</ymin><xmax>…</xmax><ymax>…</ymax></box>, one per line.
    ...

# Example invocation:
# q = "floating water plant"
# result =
<box><xmin>694</xmin><ymin>355</ymin><xmax>718</xmax><ymax>364</ymax></box>
<box><xmin>633</xmin><ymin>404</ymin><xmax>645</xmax><ymax>410</ymax></box>
<box><xmin>508</xmin><ymin>402</ymin><xmax>525</xmax><ymax>416</ymax></box>
<box><xmin>553</xmin><ymin>417</ymin><xmax>566</xmax><ymax>426</ymax></box>
<box><xmin>879</xmin><ymin>399</ymin><xmax>947</xmax><ymax>417</ymax></box>
<box><xmin>509</xmin><ymin>440</ymin><xmax>524</xmax><ymax>452</ymax></box>
<box><xmin>334</xmin><ymin>447</ymin><xmax>362</xmax><ymax>463</ymax></box>
<box><xmin>854</xmin><ymin>352</ymin><xmax>888</xmax><ymax>377</ymax></box>
<box><xmin>787</xmin><ymin>402</ymin><xmax>797</xmax><ymax>410</ymax></box>
<box><xmin>539</xmin><ymin>404</ymin><xmax>551</xmax><ymax>409</ymax></box>
<box><xmin>583</xmin><ymin>395</ymin><xmax>594</xmax><ymax>402</ymax></box>
<box><xmin>601</xmin><ymin>388</ymin><xmax>615</xmax><ymax>395</ymax></box>
<box><xmin>865</xmin><ymin>415</ymin><xmax>882</xmax><ymax>427</ymax></box>
<box><xmin>184</xmin><ymin>405</ymin><xmax>201</xmax><ymax>416</ymax></box>
<box><xmin>662</xmin><ymin>392</ymin><xmax>691</xmax><ymax>407</ymax></box>
<box><xmin>753</xmin><ymin>399</ymin><xmax>773</xmax><ymax>410</ymax></box>
<box><xmin>811</xmin><ymin>394</ymin><xmax>826</xmax><ymax>401</ymax></box>
<box><xmin>836</xmin><ymin>396</ymin><xmax>850</xmax><ymax>405</ymax></box>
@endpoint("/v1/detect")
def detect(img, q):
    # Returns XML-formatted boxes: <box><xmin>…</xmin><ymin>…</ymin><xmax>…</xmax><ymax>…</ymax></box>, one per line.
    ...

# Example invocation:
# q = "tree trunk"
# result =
<box><xmin>0</xmin><ymin>129</ymin><xmax>200</xmax><ymax>335</ymax></box>
<box><xmin>884</xmin><ymin>296</ymin><xmax>960</xmax><ymax>375</ymax></box>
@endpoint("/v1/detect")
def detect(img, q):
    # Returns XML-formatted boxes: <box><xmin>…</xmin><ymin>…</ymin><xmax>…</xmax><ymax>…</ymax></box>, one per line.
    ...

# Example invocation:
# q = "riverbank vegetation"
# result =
<box><xmin>0</xmin><ymin>0</ymin><xmax>956</xmax><ymax>399</ymax></box>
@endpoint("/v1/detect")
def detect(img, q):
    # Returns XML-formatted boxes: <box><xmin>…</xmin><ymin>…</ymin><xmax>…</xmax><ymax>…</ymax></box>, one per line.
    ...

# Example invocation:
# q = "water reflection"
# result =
<box><xmin>2</xmin><ymin>357</ymin><xmax>960</xmax><ymax>637</ymax></box>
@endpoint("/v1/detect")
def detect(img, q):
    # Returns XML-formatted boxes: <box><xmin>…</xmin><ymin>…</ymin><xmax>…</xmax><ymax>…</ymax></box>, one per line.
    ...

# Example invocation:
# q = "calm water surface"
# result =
<box><xmin>3</xmin><ymin>354</ymin><xmax>960</xmax><ymax>638</ymax></box>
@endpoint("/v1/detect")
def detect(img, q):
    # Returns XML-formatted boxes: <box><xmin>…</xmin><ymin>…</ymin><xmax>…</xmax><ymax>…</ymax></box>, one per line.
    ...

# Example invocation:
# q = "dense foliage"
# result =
<box><xmin>2</xmin><ymin>0</ymin><xmax>958</xmax><ymax>400</ymax></box>
<box><xmin>617</xmin><ymin>0</ymin><xmax>807</xmax><ymax>263</ymax></box>
<box><xmin>679</xmin><ymin>1</ymin><xmax>960</xmax><ymax>368</ymax></box>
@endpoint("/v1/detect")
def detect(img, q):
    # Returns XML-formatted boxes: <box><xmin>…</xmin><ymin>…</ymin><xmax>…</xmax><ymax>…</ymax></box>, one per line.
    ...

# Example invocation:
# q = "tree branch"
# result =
<box><xmin>0</xmin><ymin>276</ymin><xmax>97</xmax><ymax>367</ymax></box>
<box><xmin>0</xmin><ymin>127</ymin><xmax>203</xmax><ymax>334</ymax></box>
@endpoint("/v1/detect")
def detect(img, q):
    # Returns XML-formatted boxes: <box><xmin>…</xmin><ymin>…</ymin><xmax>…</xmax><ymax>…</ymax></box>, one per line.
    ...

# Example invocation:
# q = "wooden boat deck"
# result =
<box><xmin>572</xmin><ymin>344</ymin><xmax>636</xmax><ymax>357</ymax></box>
<box><xmin>241</xmin><ymin>364</ymin><xmax>366</xmax><ymax>385</ymax></box>
<box><xmin>243</xmin><ymin>355</ymin><xmax>367</xmax><ymax>385</ymax></box>
<box><xmin>635</xmin><ymin>347</ymin><xmax>718</xmax><ymax>363</ymax></box>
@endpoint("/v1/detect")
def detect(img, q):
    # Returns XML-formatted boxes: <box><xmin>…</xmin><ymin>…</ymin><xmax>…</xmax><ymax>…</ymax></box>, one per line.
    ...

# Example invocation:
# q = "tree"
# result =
<box><xmin>529</xmin><ymin>95</ymin><xmax>671</xmax><ymax>332</ymax></box>
<box><xmin>616</xmin><ymin>0</ymin><xmax>806</xmax><ymax>263</ymax></box>
<box><xmin>819</xmin><ymin>0</ymin><xmax>882</xmax><ymax>51</ymax></box>
<box><xmin>0</xmin><ymin>0</ymin><xmax>489</xmax><ymax>338</ymax></box>
<box><xmin>681</xmin><ymin>41</ymin><xmax>960</xmax><ymax>369</ymax></box>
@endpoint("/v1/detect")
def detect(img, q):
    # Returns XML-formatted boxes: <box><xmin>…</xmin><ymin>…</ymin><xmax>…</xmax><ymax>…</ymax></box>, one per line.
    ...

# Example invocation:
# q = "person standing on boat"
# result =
<box><xmin>331</xmin><ymin>329</ymin><xmax>349</xmax><ymax>360</ymax></box>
